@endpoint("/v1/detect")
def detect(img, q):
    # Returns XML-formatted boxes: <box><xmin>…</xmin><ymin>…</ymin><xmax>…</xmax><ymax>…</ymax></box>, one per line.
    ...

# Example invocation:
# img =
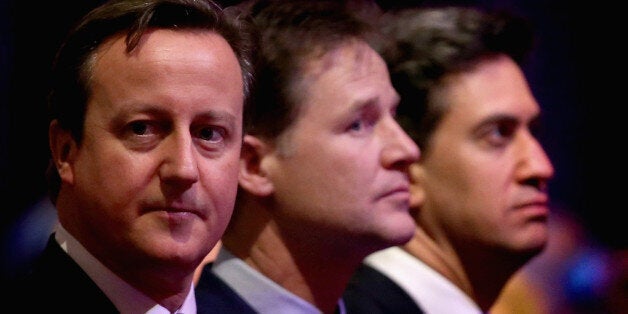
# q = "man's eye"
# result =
<box><xmin>130</xmin><ymin>121</ymin><xmax>149</xmax><ymax>135</ymax></box>
<box><xmin>497</xmin><ymin>124</ymin><xmax>515</xmax><ymax>139</ymax></box>
<box><xmin>198</xmin><ymin>127</ymin><xmax>225</xmax><ymax>143</ymax></box>
<box><xmin>485</xmin><ymin>123</ymin><xmax>515</xmax><ymax>146</ymax></box>
<box><xmin>348</xmin><ymin>120</ymin><xmax>363</xmax><ymax>132</ymax></box>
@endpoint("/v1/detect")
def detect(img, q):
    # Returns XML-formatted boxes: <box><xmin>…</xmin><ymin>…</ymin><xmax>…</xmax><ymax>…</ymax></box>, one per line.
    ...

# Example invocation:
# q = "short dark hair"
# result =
<box><xmin>235</xmin><ymin>0</ymin><xmax>382</xmax><ymax>141</ymax></box>
<box><xmin>381</xmin><ymin>6</ymin><xmax>534</xmax><ymax>149</ymax></box>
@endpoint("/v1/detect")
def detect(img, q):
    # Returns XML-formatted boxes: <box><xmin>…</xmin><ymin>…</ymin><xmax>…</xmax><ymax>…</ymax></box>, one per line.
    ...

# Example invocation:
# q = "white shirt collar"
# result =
<box><xmin>55</xmin><ymin>224</ymin><xmax>196</xmax><ymax>314</ymax></box>
<box><xmin>212</xmin><ymin>248</ymin><xmax>346</xmax><ymax>314</ymax></box>
<box><xmin>365</xmin><ymin>246</ymin><xmax>482</xmax><ymax>314</ymax></box>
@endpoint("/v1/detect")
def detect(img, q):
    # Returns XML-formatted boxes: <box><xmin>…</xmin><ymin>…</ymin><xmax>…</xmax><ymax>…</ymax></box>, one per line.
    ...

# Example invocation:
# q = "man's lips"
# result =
<box><xmin>514</xmin><ymin>195</ymin><xmax>550</xmax><ymax>220</ymax></box>
<box><xmin>145</xmin><ymin>206</ymin><xmax>206</xmax><ymax>220</ymax></box>
<box><xmin>378</xmin><ymin>185</ymin><xmax>411</xmax><ymax>199</ymax></box>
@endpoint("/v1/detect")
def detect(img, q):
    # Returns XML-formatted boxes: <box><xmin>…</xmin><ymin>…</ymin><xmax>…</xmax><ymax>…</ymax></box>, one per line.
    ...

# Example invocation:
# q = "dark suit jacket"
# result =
<box><xmin>343</xmin><ymin>263</ymin><xmax>424</xmax><ymax>314</ymax></box>
<box><xmin>195</xmin><ymin>263</ymin><xmax>258</xmax><ymax>313</ymax></box>
<box><xmin>9</xmin><ymin>233</ymin><xmax>119</xmax><ymax>313</ymax></box>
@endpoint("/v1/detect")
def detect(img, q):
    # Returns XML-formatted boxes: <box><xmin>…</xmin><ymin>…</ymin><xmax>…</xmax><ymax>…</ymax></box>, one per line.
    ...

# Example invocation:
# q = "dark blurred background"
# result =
<box><xmin>0</xmin><ymin>0</ymin><xmax>623</xmax><ymax>310</ymax></box>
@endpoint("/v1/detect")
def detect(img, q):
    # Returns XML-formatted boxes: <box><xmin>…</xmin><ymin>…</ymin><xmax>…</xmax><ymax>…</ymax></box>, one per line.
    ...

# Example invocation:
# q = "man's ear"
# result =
<box><xmin>409</xmin><ymin>163</ymin><xmax>425</xmax><ymax>209</ymax></box>
<box><xmin>239</xmin><ymin>134</ymin><xmax>274</xmax><ymax>196</ymax></box>
<box><xmin>49</xmin><ymin>120</ymin><xmax>77</xmax><ymax>185</ymax></box>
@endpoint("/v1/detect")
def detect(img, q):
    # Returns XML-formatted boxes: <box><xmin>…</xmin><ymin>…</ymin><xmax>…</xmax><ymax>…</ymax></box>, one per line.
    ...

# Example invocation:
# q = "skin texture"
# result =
<box><xmin>227</xmin><ymin>40</ymin><xmax>419</xmax><ymax>313</ymax></box>
<box><xmin>50</xmin><ymin>29</ymin><xmax>243</xmax><ymax>307</ymax></box>
<box><xmin>264</xmin><ymin>41</ymin><xmax>419</xmax><ymax>248</ymax></box>
<box><xmin>405</xmin><ymin>54</ymin><xmax>555</xmax><ymax>310</ymax></box>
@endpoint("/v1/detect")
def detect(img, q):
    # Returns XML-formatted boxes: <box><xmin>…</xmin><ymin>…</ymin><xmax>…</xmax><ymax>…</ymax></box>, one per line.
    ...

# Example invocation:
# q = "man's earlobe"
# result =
<box><xmin>409</xmin><ymin>163</ymin><xmax>425</xmax><ymax>209</ymax></box>
<box><xmin>49</xmin><ymin>120</ymin><xmax>76</xmax><ymax>185</ymax></box>
<box><xmin>239</xmin><ymin>135</ymin><xmax>274</xmax><ymax>196</ymax></box>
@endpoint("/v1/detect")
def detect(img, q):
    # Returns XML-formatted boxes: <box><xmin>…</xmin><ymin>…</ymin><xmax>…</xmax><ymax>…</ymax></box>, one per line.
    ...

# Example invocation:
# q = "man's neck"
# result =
<box><xmin>223</xmin><ymin>222</ymin><xmax>363</xmax><ymax>314</ymax></box>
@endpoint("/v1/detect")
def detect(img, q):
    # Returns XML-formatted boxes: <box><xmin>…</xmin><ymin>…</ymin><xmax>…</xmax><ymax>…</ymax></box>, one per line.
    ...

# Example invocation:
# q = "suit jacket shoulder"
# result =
<box><xmin>195</xmin><ymin>263</ymin><xmax>258</xmax><ymax>314</ymax></box>
<box><xmin>343</xmin><ymin>263</ymin><xmax>424</xmax><ymax>314</ymax></box>
<box><xmin>10</xmin><ymin>233</ymin><xmax>118</xmax><ymax>313</ymax></box>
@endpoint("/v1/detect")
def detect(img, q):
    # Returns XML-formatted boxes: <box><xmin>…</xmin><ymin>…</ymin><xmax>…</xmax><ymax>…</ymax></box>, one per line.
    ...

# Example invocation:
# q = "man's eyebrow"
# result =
<box><xmin>197</xmin><ymin>110</ymin><xmax>238</xmax><ymax>130</ymax></box>
<box><xmin>348</xmin><ymin>93</ymin><xmax>397</xmax><ymax>112</ymax></box>
<box><xmin>199</xmin><ymin>109</ymin><xmax>237</xmax><ymax>121</ymax></box>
